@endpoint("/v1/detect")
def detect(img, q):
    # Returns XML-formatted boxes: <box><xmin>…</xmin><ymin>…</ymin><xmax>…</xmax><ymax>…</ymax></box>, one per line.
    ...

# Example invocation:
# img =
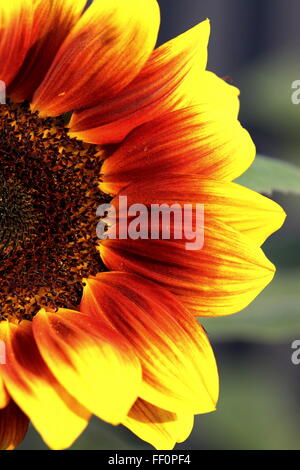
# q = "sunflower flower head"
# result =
<box><xmin>0</xmin><ymin>0</ymin><xmax>285</xmax><ymax>451</ymax></box>
<box><xmin>0</xmin><ymin>100</ymin><xmax>109</xmax><ymax>320</ymax></box>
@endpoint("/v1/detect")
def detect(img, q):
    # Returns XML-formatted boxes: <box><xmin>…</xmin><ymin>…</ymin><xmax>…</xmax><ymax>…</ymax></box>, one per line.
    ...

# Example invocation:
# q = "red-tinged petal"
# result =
<box><xmin>0</xmin><ymin>400</ymin><xmax>29</xmax><ymax>451</ymax></box>
<box><xmin>32</xmin><ymin>0</ymin><xmax>160</xmax><ymax>116</ymax></box>
<box><xmin>110</xmin><ymin>176</ymin><xmax>286</xmax><ymax>247</ymax></box>
<box><xmin>0</xmin><ymin>1</ymin><xmax>33</xmax><ymax>86</ymax></box>
<box><xmin>99</xmin><ymin>221</ymin><xmax>276</xmax><ymax>317</ymax></box>
<box><xmin>0</xmin><ymin>321</ymin><xmax>90</xmax><ymax>450</ymax></box>
<box><xmin>80</xmin><ymin>272</ymin><xmax>218</xmax><ymax>414</ymax></box>
<box><xmin>100</xmin><ymin>106</ymin><xmax>255</xmax><ymax>195</ymax></box>
<box><xmin>69</xmin><ymin>21</ymin><xmax>212</xmax><ymax>144</ymax></box>
<box><xmin>123</xmin><ymin>399</ymin><xmax>194</xmax><ymax>450</ymax></box>
<box><xmin>33</xmin><ymin>308</ymin><xmax>142</xmax><ymax>425</ymax></box>
<box><xmin>9</xmin><ymin>0</ymin><xmax>86</xmax><ymax>102</ymax></box>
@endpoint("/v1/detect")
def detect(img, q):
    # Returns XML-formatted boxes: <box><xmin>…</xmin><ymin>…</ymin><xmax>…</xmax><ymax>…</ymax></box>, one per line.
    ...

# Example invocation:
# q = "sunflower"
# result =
<box><xmin>0</xmin><ymin>0</ymin><xmax>285</xmax><ymax>451</ymax></box>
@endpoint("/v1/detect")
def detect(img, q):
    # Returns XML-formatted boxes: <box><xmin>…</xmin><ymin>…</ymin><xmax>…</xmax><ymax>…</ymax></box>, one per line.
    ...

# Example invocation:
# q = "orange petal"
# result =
<box><xmin>99</xmin><ymin>220</ymin><xmax>276</xmax><ymax>317</ymax></box>
<box><xmin>0</xmin><ymin>320</ymin><xmax>90</xmax><ymax>450</ymax></box>
<box><xmin>0</xmin><ymin>400</ymin><xmax>29</xmax><ymax>451</ymax></box>
<box><xmin>9</xmin><ymin>0</ymin><xmax>86</xmax><ymax>102</ymax></box>
<box><xmin>123</xmin><ymin>399</ymin><xmax>194</xmax><ymax>450</ymax></box>
<box><xmin>80</xmin><ymin>272</ymin><xmax>218</xmax><ymax>414</ymax></box>
<box><xmin>0</xmin><ymin>1</ymin><xmax>33</xmax><ymax>86</ymax></box>
<box><xmin>32</xmin><ymin>0</ymin><xmax>160</xmax><ymax>116</ymax></box>
<box><xmin>100</xmin><ymin>106</ymin><xmax>255</xmax><ymax>195</ymax></box>
<box><xmin>33</xmin><ymin>308</ymin><xmax>142</xmax><ymax>425</ymax></box>
<box><xmin>109</xmin><ymin>176</ymin><xmax>286</xmax><ymax>247</ymax></box>
<box><xmin>69</xmin><ymin>20</ymin><xmax>212</xmax><ymax>144</ymax></box>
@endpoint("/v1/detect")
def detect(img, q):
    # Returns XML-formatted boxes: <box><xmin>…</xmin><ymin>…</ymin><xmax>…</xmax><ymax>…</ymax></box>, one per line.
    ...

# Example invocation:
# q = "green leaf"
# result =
<box><xmin>201</xmin><ymin>270</ymin><xmax>300</xmax><ymax>343</ymax></box>
<box><xmin>235</xmin><ymin>155</ymin><xmax>300</xmax><ymax>195</ymax></box>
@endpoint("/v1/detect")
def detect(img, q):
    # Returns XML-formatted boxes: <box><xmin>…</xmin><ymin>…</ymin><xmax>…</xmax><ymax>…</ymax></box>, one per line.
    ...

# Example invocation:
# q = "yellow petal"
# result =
<box><xmin>111</xmin><ymin>175</ymin><xmax>286</xmax><ymax>247</ymax></box>
<box><xmin>9</xmin><ymin>0</ymin><xmax>86</xmax><ymax>101</ymax></box>
<box><xmin>0</xmin><ymin>0</ymin><xmax>33</xmax><ymax>86</ymax></box>
<box><xmin>33</xmin><ymin>308</ymin><xmax>142</xmax><ymax>425</ymax></box>
<box><xmin>81</xmin><ymin>273</ymin><xmax>219</xmax><ymax>414</ymax></box>
<box><xmin>0</xmin><ymin>379</ymin><xmax>9</xmax><ymax>409</ymax></box>
<box><xmin>100</xmin><ymin>220</ymin><xmax>276</xmax><ymax>317</ymax></box>
<box><xmin>69</xmin><ymin>20</ymin><xmax>211</xmax><ymax>144</ymax></box>
<box><xmin>182</xmin><ymin>70</ymin><xmax>240</xmax><ymax>115</ymax></box>
<box><xmin>123</xmin><ymin>399</ymin><xmax>194</xmax><ymax>450</ymax></box>
<box><xmin>32</xmin><ymin>0</ymin><xmax>160</xmax><ymax>115</ymax></box>
<box><xmin>100</xmin><ymin>105</ymin><xmax>255</xmax><ymax>195</ymax></box>
<box><xmin>0</xmin><ymin>320</ymin><xmax>90</xmax><ymax>450</ymax></box>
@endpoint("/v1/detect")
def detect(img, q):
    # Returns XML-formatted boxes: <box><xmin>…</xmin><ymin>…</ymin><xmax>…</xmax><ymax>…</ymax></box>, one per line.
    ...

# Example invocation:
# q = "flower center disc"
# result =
<box><xmin>0</xmin><ymin>100</ymin><xmax>110</xmax><ymax>321</ymax></box>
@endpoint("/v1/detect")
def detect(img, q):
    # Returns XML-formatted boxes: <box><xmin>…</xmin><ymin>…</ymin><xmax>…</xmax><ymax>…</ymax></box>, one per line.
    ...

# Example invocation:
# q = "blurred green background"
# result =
<box><xmin>19</xmin><ymin>0</ymin><xmax>300</xmax><ymax>450</ymax></box>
